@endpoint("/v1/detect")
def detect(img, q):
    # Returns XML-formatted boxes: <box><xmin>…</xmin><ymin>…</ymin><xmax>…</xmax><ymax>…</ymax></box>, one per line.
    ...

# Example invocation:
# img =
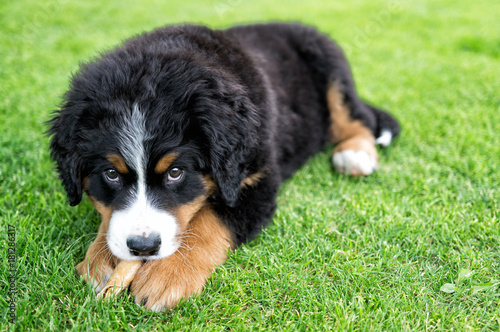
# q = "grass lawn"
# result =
<box><xmin>1</xmin><ymin>0</ymin><xmax>499</xmax><ymax>330</ymax></box>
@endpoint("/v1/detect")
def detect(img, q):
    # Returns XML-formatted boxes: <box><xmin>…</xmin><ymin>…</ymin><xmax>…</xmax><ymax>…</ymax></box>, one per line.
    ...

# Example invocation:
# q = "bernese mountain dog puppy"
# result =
<box><xmin>48</xmin><ymin>23</ymin><xmax>400</xmax><ymax>311</ymax></box>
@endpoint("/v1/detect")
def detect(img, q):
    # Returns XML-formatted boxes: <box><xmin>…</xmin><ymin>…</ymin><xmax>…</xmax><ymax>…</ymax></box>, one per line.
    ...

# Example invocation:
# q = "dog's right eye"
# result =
<box><xmin>104</xmin><ymin>169</ymin><xmax>120</xmax><ymax>183</ymax></box>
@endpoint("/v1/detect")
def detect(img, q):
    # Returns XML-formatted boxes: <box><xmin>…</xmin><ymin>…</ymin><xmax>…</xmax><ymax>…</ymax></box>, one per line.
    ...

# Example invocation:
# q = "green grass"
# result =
<box><xmin>1</xmin><ymin>0</ymin><xmax>499</xmax><ymax>330</ymax></box>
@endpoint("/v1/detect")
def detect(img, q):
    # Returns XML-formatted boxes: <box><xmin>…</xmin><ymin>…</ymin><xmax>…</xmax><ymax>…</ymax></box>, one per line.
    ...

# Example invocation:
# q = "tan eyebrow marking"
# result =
<box><xmin>106</xmin><ymin>154</ymin><xmax>129</xmax><ymax>174</ymax></box>
<box><xmin>155</xmin><ymin>153</ymin><xmax>179</xmax><ymax>174</ymax></box>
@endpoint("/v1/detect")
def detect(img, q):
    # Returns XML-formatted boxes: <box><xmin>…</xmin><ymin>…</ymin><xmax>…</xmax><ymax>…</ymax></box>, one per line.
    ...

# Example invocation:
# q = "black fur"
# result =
<box><xmin>48</xmin><ymin>23</ymin><xmax>400</xmax><ymax>247</ymax></box>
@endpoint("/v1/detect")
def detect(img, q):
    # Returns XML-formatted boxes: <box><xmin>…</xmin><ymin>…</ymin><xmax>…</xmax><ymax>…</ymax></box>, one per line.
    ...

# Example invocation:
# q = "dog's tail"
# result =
<box><xmin>362</xmin><ymin>101</ymin><xmax>401</xmax><ymax>147</ymax></box>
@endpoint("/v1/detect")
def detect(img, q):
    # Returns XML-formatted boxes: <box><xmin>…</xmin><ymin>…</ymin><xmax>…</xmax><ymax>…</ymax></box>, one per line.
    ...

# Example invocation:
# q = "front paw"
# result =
<box><xmin>130</xmin><ymin>256</ymin><xmax>208</xmax><ymax>312</ymax></box>
<box><xmin>76</xmin><ymin>250</ymin><xmax>118</xmax><ymax>294</ymax></box>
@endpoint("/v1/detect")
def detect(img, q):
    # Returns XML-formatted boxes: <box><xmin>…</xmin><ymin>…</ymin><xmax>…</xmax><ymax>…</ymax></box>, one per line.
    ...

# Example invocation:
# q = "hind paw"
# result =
<box><xmin>333</xmin><ymin>149</ymin><xmax>378</xmax><ymax>176</ymax></box>
<box><xmin>332</xmin><ymin>136</ymin><xmax>378</xmax><ymax>176</ymax></box>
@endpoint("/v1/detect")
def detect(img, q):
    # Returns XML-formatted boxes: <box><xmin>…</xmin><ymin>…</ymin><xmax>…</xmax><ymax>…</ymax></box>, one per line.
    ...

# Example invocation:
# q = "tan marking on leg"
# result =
<box><xmin>327</xmin><ymin>82</ymin><xmax>375</xmax><ymax>145</ymax></box>
<box><xmin>327</xmin><ymin>83</ymin><xmax>379</xmax><ymax>174</ymax></box>
<box><xmin>131</xmin><ymin>206</ymin><xmax>233</xmax><ymax>311</ymax></box>
<box><xmin>155</xmin><ymin>153</ymin><xmax>179</xmax><ymax>174</ymax></box>
<box><xmin>76</xmin><ymin>197</ymin><xmax>118</xmax><ymax>292</ymax></box>
<box><xmin>106</xmin><ymin>154</ymin><xmax>129</xmax><ymax>174</ymax></box>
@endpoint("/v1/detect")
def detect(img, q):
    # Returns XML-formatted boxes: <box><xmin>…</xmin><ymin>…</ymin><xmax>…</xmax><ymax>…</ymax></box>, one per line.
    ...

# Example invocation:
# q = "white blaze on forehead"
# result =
<box><xmin>107</xmin><ymin>103</ymin><xmax>180</xmax><ymax>261</ymax></box>
<box><xmin>117</xmin><ymin>103</ymin><xmax>149</xmax><ymax>180</ymax></box>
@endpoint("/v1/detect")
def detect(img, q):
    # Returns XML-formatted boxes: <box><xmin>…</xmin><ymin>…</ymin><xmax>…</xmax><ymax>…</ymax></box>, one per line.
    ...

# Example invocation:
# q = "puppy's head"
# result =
<box><xmin>48</xmin><ymin>28</ymin><xmax>262</xmax><ymax>261</ymax></box>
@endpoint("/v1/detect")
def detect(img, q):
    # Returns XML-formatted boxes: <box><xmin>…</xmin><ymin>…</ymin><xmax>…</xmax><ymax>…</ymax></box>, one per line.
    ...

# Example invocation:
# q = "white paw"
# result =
<box><xmin>332</xmin><ymin>149</ymin><xmax>378</xmax><ymax>176</ymax></box>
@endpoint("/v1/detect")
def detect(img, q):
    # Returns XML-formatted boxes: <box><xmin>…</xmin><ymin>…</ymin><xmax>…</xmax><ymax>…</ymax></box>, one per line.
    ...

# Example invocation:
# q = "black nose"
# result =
<box><xmin>126</xmin><ymin>233</ymin><xmax>161</xmax><ymax>256</ymax></box>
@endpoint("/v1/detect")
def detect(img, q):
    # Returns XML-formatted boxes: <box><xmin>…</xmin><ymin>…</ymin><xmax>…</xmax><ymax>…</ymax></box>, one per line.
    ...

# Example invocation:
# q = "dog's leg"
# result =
<box><xmin>76</xmin><ymin>200</ymin><xmax>118</xmax><ymax>293</ymax></box>
<box><xmin>130</xmin><ymin>206</ymin><xmax>233</xmax><ymax>312</ymax></box>
<box><xmin>328</xmin><ymin>82</ymin><xmax>396</xmax><ymax>176</ymax></box>
<box><xmin>287</xmin><ymin>26</ymin><xmax>399</xmax><ymax>175</ymax></box>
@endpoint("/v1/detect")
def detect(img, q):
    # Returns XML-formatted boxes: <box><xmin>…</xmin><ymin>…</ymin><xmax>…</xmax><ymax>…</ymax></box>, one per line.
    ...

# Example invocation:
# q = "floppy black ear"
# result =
<box><xmin>46</xmin><ymin>110</ymin><xmax>84</xmax><ymax>206</ymax></box>
<box><xmin>200</xmin><ymin>94</ymin><xmax>261</xmax><ymax>207</ymax></box>
<box><xmin>210</xmin><ymin>144</ymin><xmax>247</xmax><ymax>207</ymax></box>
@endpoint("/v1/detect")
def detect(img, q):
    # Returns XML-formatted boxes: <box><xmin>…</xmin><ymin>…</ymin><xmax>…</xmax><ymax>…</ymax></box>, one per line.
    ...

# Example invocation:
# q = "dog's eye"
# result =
<box><xmin>167</xmin><ymin>167</ymin><xmax>184</xmax><ymax>182</ymax></box>
<box><xmin>104</xmin><ymin>169</ymin><xmax>120</xmax><ymax>183</ymax></box>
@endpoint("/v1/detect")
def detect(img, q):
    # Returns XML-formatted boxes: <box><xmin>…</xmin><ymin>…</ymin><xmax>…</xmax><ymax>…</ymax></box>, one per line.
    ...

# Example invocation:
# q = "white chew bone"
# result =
<box><xmin>96</xmin><ymin>260</ymin><xmax>142</xmax><ymax>299</ymax></box>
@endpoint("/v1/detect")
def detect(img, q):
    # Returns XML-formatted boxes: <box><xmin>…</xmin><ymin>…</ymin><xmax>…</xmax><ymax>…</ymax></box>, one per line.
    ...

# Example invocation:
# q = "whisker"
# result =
<box><xmin>175</xmin><ymin>249</ymin><xmax>195</xmax><ymax>273</ymax></box>
<box><xmin>89</xmin><ymin>243</ymin><xmax>111</xmax><ymax>267</ymax></box>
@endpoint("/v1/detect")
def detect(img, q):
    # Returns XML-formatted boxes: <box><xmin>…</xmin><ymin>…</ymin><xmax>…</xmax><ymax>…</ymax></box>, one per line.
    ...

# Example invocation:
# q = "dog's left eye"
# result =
<box><xmin>104</xmin><ymin>169</ymin><xmax>120</xmax><ymax>183</ymax></box>
<box><xmin>167</xmin><ymin>167</ymin><xmax>184</xmax><ymax>182</ymax></box>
